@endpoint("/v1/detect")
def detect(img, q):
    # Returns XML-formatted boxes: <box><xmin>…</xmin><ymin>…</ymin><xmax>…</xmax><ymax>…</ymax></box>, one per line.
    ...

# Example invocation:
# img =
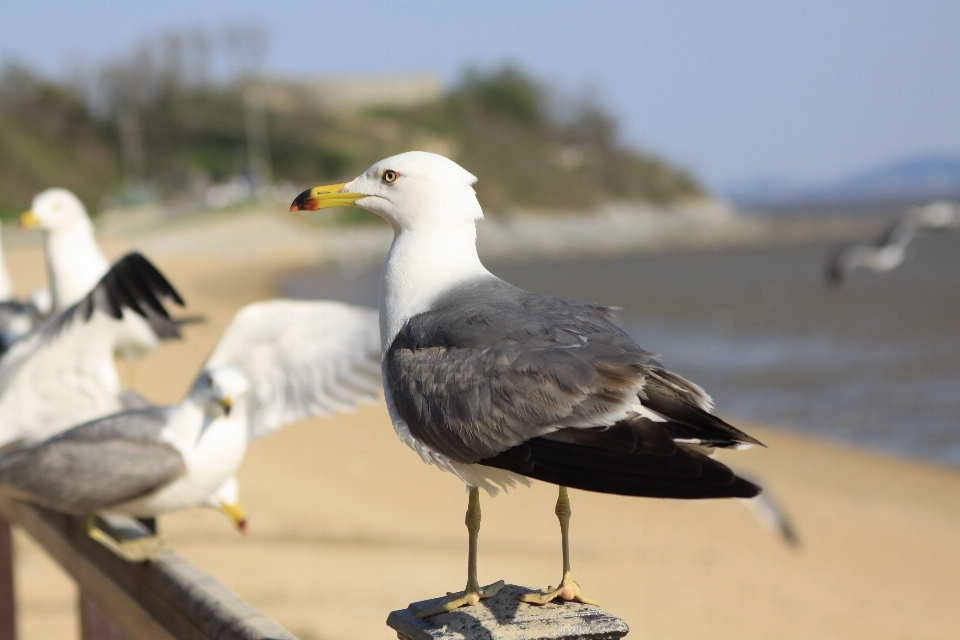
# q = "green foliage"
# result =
<box><xmin>391</xmin><ymin>66</ymin><xmax>704</xmax><ymax>211</ymax></box>
<box><xmin>459</xmin><ymin>66</ymin><xmax>544</xmax><ymax>127</ymax></box>
<box><xmin>0</xmin><ymin>63</ymin><xmax>119</xmax><ymax>218</ymax></box>
<box><xmin>0</xmin><ymin>61</ymin><xmax>705</xmax><ymax>220</ymax></box>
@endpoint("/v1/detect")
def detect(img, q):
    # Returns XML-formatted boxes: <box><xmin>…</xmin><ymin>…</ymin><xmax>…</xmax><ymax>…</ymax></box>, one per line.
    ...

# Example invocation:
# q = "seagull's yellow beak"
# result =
<box><xmin>19</xmin><ymin>210</ymin><xmax>39</xmax><ymax>229</ymax></box>
<box><xmin>289</xmin><ymin>183</ymin><xmax>365</xmax><ymax>211</ymax></box>
<box><xmin>219</xmin><ymin>500</ymin><xmax>248</xmax><ymax>534</ymax></box>
<box><xmin>218</xmin><ymin>396</ymin><xmax>233</xmax><ymax>417</ymax></box>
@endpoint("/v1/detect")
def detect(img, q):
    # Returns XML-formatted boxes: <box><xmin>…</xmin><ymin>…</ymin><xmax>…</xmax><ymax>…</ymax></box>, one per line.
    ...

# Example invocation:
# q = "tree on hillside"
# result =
<box><xmin>0</xmin><ymin>30</ymin><xmax>705</xmax><ymax>219</ymax></box>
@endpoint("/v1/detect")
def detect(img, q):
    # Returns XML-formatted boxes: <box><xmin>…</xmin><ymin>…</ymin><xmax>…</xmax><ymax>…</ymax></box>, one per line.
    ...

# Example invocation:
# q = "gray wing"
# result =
<box><xmin>0</xmin><ymin>407</ymin><xmax>185</xmax><ymax>515</ymax></box>
<box><xmin>204</xmin><ymin>299</ymin><xmax>382</xmax><ymax>440</ymax></box>
<box><xmin>387</xmin><ymin>278</ymin><xmax>760</xmax><ymax>465</ymax></box>
<box><xmin>907</xmin><ymin>200</ymin><xmax>960</xmax><ymax>230</ymax></box>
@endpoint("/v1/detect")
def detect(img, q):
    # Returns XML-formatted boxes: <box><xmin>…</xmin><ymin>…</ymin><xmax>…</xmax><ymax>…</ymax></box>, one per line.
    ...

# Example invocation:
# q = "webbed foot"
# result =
<box><xmin>414</xmin><ymin>580</ymin><xmax>505</xmax><ymax>618</ymax></box>
<box><xmin>520</xmin><ymin>571</ymin><xmax>597</xmax><ymax>606</ymax></box>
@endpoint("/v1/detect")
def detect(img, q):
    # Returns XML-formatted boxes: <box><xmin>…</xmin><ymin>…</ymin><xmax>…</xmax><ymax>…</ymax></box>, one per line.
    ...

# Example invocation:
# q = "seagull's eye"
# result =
<box><xmin>382</xmin><ymin>169</ymin><xmax>400</xmax><ymax>184</ymax></box>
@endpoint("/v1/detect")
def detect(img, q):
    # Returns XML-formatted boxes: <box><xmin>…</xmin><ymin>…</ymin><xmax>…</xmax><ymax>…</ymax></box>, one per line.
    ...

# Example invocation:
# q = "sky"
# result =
<box><xmin>2</xmin><ymin>0</ymin><xmax>959</xmax><ymax>191</ymax></box>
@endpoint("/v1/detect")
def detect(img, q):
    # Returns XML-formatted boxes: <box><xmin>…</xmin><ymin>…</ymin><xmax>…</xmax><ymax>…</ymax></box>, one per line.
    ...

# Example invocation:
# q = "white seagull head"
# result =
<box><xmin>22</xmin><ymin>188</ymin><xmax>92</xmax><ymax>234</ymax></box>
<box><xmin>189</xmin><ymin>365</ymin><xmax>251</xmax><ymax>420</ymax></box>
<box><xmin>291</xmin><ymin>151</ymin><xmax>483</xmax><ymax>231</ymax></box>
<box><xmin>205</xmin><ymin>365</ymin><xmax>251</xmax><ymax>418</ymax></box>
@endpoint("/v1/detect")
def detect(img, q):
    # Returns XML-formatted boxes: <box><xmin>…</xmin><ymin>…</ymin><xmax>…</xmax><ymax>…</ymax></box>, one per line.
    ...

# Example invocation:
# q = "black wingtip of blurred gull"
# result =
<box><xmin>41</xmin><ymin>252</ymin><xmax>186</xmax><ymax>342</ymax></box>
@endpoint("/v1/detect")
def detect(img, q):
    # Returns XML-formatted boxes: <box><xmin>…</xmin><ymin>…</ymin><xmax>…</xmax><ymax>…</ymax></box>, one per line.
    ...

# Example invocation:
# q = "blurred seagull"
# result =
<box><xmin>291</xmin><ymin>152</ymin><xmax>763</xmax><ymax>616</ymax></box>
<box><xmin>0</xmin><ymin>225</ymin><xmax>42</xmax><ymax>354</ymax></box>
<box><xmin>20</xmin><ymin>188</ymin><xmax>191</xmax><ymax>360</ymax></box>
<box><xmin>826</xmin><ymin>200</ymin><xmax>960</xmax><ymax>285</ymax></box>
<box><xmin>0</xmin><ymin>299</ymin><xmax>382</xmax><ymax>560</ymax></box>
<box><xmin>0</xmin><ymin>366</ymin><xmax>250</xmax><ymax>561</ymax></box>
<box><xmin>0</xmin><ymin>252</ymin><xmax>185</xmax><ymax>449</ymax></box>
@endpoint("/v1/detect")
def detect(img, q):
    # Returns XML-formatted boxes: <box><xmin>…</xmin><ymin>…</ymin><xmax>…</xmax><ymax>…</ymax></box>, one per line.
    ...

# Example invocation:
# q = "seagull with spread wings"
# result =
<box><xmin>0</xmin><ymin>252</ymin><xmax>185</xmax><ymax>449</ymax></box>
<box><xmin>0</xmin><ymin>298</ymin><xmax>382</xmax><ymax>560</ymax></box>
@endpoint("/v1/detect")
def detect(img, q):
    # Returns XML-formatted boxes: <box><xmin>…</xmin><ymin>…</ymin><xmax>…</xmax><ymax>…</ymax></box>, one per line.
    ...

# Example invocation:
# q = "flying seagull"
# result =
<box><xmin>826</xmin><ymin>200</ymin><xmax>960</xmax><ymax>285</ymax></box>
<box><xmin>0</xmin><ymin>299</ymin><xmax>382</xmax><ymax>560</ymax></box>
<box><xmin>20</xmin><ymin>188</ymin><xmax>193</xmax><ymax>361</ymax></box>
<box><xmin>0</xmin><ymin>252</ymin><xmax>185</xmax><ymax>449</ymax></box>
<box><xmin>291</xmin><ymin>151</ymin><xmax>762</xmax><ymax>616</ymax></box>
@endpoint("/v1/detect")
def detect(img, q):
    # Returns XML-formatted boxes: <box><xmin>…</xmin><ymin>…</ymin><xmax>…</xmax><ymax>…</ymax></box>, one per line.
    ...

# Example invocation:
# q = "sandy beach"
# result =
<box><xmin>5</xmin><ymin>210</ymin><xmax>960</xmax><ymax>640</ymax></box>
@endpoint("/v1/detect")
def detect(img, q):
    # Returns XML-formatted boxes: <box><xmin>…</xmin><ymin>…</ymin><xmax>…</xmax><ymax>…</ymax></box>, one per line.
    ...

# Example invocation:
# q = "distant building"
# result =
<box><xmin>305</xmin><ymin>74</ymin><xmax>445</xmax><ymax>110</ymax></box>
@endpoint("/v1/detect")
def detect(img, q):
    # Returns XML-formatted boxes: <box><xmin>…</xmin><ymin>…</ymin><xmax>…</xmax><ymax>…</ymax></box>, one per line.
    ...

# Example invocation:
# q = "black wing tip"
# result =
<box><xmin>543</xmin><ymin>472</ymin><xmax>763</xmax><ymax>500</ymax></box>
<box><xmin>824</xmin><ymin>244</ymin><xmax>850</xmax><ymax>287</ymax></box>
<box><xmin>730</xmin><ymin>475</ymin><xmax>763</xmax><ymax>499</ymax></box>
<box><xmin>825</xmin><ymin>262</ymin><xmax>844</xmax><ymax>287</ymax></box>
<box><xmin>744</xmin><ymin>433</ymin><xmax>767</xmax><ymax>448</ymax></box>
<box><xmin>119</xmin><ymin>251</ymin><xmax>186</xmax><ymax>307</ymax></box>
<box><xmin>480</xmin><ymin>432</ymin><xmax>766</xmax><ymax>500</ymax></box>
<box><xmin>174</xmin><ymin>314</ymin><xmax>207</xmax><ymax>327</ymax></box>
<box><xmin>40</xmin><ymin>251</ymin><xmax>188</xmax><ymax>342</ymax></box>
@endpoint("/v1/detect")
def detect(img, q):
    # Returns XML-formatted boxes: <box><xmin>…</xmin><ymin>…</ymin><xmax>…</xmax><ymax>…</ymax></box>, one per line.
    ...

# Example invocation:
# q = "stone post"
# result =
<box><xmin>387</xmin><ymin>584</ymin><xmax>629</xmax><ymax>640</ymax></box>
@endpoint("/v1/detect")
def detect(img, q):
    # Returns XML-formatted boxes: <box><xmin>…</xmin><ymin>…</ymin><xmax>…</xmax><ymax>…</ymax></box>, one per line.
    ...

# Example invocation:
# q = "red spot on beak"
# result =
<box><xmin>290</xmin><ymin>188</ymin><xmax>319</xmax><ymax>211</ymax></box>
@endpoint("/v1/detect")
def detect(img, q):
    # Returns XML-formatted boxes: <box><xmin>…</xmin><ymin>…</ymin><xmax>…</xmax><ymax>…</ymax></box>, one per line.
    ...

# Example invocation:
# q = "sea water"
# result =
<box><xmin>284</xmin><ymin>233</ymin><xmax>960</xmax><ymax>467</ymax></box>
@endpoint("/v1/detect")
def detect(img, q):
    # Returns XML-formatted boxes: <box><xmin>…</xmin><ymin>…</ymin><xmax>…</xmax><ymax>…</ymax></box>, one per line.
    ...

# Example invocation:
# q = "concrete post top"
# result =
<box><xmin>387</xmin><ymin>584</ymin><xmax>629</xmax><ymax>640</ymax></box>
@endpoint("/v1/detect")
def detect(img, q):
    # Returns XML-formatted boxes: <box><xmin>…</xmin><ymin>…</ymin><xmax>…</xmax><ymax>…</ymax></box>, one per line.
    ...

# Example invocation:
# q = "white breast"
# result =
<box><xmin>112</xmin><ymin>405</ymin><xmax>249</xmax><ymax>516</ymax></box>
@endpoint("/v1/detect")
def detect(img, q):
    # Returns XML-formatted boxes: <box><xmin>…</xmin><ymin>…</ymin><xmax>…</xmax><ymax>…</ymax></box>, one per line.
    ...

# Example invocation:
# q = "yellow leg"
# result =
<box><xmin>521</xmin><ymin>486</ymin><xmax>598</xmax><ymax>606</ymax></box>
<box><xmin>84</xmin><ymin>514</ymin><xmax>167</xmax><ymax>563</ymax></box>
<box><xmin>415</xmin><ymin>488</ymin><xmax>505</xmax><ymax>617</ymax></box>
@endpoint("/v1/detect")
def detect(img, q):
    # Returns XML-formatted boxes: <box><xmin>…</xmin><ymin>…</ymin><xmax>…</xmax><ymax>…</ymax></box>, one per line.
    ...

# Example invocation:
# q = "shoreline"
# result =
<box><xmin>4</xmin><ymin>199</ymin><xmax>889</xmax><ymax>269</ymax></box>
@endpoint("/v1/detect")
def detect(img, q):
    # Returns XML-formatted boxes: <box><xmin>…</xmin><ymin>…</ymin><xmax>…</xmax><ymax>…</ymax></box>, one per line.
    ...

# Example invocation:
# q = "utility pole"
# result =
<box><xmin>243</xmin><ymin>86</ymin><xmax>272</xmax><ymax>196</ymax></box>
<box><xmin>118</xmin><ymin>107</ymin><xmax>145</xmax><ymax>187</ymax></box>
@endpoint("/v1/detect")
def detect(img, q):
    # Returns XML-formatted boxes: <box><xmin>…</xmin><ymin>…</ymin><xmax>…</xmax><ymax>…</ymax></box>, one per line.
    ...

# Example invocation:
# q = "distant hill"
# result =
<box><xmin>724</xmin><ymin>154</ymin><xmax>960</xmax><ymax>207</ymax></box>
<box><xmin>0</xmin><ymin>59</ymin><xmax>705</xmax><ymax>219</ymax></box>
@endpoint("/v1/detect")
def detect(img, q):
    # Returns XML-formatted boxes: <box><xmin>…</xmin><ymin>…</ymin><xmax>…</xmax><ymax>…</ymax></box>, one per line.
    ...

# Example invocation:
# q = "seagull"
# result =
<box><xmin>0</xmin><ymin>366</ymin><xmax>250</xmax><ymax>561</ymax></box>
<box><xmin>0</xmin><ymin>225</ymin><xmax>42</xmax><ymax>354</ymax></box>
<box><xmin>291</xmin><ymin>151</ymin><xmax>763</xmax><ymax>616</ymax></box>
<box><xmin>0</xmin><ymin>252</ymin><xmax>185</xmax><ymax>449</ymax></box>
<box><xmin>826</xmin><ymin>200</ymin><xmax>960</xmax><ymax>285</ymax></box>
<box><xmin>0</xmin><ymin>298</ymin><xmax>382</xmax><ymax>561</ymax></box>
<box><xmin>20</xmin><ymin>188</ymin><xmax>184</xmax><ymax>360</ymax></box>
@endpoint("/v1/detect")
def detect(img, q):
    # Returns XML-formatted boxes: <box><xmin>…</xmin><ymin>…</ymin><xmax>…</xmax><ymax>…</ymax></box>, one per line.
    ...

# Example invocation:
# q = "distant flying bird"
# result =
<box><xmin>0</xmin><ymin>299</ymin><xmax>382</xmax><ymax>561</ymax></box>
<box><xmin>0</xmin><ymin>253</ymin><xmax>185</xmax><ymax>449</ymax></box>
<box><xmin>292</xmin><ymin>152</ymin><xmax>762</xmax><ymax>616</ymax></box>
<box><xmin>826</xmin><ymin>200</ymin><xmax>960</xmax><ymax>285</ymax></box>
<box><xmin>20</xmin><ymin>188</ymin><xmax>191</xmax><ymax>360</ymax></box>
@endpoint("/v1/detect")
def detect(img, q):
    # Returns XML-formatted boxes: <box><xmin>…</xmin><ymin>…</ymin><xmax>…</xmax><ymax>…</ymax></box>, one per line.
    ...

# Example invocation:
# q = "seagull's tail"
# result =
<box><xmin>479</xmin><ymin>423</ymin><xmax>761</xmax><ymax>499</ymax></box>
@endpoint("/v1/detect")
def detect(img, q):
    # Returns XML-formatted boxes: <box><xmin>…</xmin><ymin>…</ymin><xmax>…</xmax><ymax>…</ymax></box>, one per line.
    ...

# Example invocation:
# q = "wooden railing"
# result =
<box><xmin>0</xmin><ymin>490</ymin><xmax>297</xmax><ymax>640</ymax></box>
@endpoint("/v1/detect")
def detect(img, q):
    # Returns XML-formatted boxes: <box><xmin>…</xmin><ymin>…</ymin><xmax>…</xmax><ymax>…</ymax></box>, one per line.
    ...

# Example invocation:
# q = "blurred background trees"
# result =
<box><xmin>0</xmin><ymin>25</ymin><xmax>705</xmax><ymax>220</ymax></box>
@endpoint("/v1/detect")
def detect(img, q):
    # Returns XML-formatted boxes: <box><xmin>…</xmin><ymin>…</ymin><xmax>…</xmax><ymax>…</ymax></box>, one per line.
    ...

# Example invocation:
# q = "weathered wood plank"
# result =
<box><xmin>0</xmin><ymin>517</ymin><xmax>15</xmax><ymax>640</ymax></box>
<box><xmin>80</xmin><ymin>595</ymin><xmax>132</xmax><ymax>640</ymax></box>
<box><xmin>0</xmin><ymin>490</ymin><xmax>297</xmax><ymax>640</ymax></box>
